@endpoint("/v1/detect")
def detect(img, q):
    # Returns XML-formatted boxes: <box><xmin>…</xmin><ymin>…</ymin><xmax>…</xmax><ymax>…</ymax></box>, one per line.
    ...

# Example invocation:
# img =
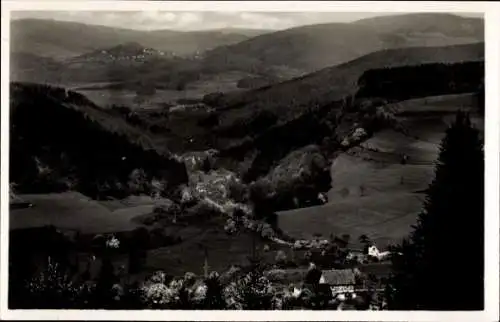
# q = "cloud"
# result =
<box><xmin>238</xmin><ymin>12</ymin><xmax>296</xmax><ymax>30</ymax></box>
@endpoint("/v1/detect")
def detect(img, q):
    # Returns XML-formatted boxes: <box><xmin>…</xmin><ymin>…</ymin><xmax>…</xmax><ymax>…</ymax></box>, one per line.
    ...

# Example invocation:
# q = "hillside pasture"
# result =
<box><xmin>328</xmin><ymin>126</ymin><xmax>441</xmax><ymax>201</ymax></box>
<box><xmin>358</xmin><ymin>129</ymin><xmax>440</xmax><ymax>163</ymax></box>
<box><xmin>9</xmin><ymin>192</ymin><xmax>152</xmax><ymax>234</ymax></box>
<box><xmin>388</xmin><ymin>93</ymin><xmax>478</xmax><ymax>114</ymax></box>
<box><xmin>277</xmin><ymin>192</ymin><xmax>424</xmax><ymax>249</ymax></box>
<box><xmin>388</xmin><ymin>93</ymin><xmax>481</xmax><ymax>141</ymax></box>
<box><xmin>333</xmin><ymin>93</ymin><xmax>483</xmax><ymax>195</ymax></box>
<box><xmin>328</xmin><ymin>154</ymin><xmax>435</xmax><ymax>200</ymax></box>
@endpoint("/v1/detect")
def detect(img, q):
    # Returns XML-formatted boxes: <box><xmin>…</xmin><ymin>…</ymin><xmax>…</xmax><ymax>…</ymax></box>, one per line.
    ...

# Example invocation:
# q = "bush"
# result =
<box><xmin>275</xmin><ymin>250</ymin><xmax>288</xmax><ymax>266</ymax></box>
<box><xmin>198</xmin><ymin>113</ymin><xmax>220</xmax><ymax>128</ymax></box>
<box><xmin>23</xmin><ymin>258</ymin><xmax>94</xmax><ymax>309</ymax></box>
<box><xmin>228</xmin><ymin>179</ymin><xmax>249</xmax><ymax>203</ymax></box>
<box><xmin>202</xmin><ymin>92</ymin><xmax>224</xmax><ymax>107</ymax></box>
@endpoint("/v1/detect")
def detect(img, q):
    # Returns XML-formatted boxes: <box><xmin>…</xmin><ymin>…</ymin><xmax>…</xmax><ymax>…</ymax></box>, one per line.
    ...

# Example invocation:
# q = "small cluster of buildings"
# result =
<box><xmin>347</xmin><ymin>244</ymin><xmax>392</xmax><ymax>263</ymax></box>
<box><xmin>265</xmin><ymin>265</ymin><xmax>360</xmax><ymax>307</ymax></box>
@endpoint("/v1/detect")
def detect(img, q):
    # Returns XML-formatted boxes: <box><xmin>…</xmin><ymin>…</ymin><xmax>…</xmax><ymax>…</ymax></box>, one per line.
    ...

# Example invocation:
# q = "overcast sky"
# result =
<box><xmin>11</xmin><ymin>11</ymin><xmax>483</xmax><ymax>31</ymax></box>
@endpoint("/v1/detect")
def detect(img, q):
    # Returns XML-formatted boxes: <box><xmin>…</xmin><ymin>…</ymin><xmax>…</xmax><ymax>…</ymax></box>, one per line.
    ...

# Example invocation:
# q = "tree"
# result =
<box><xmin>341</xmin><ymin>234</ymin><xmax>351</xmax><ymax>247</ymax></box>
<box><xmin>476</xmin><ymin>81</ymin><xmax>484</xmax><ymax>116</ymax></box>
<box><xmin>275</xmin><ymin>250</ymin><xmax>288</xmax><ymax>267</ymax></box>
<box><xmin>128</xmin><ymin>228</ymin><xmax>150</xmax><ymax>274</ymax></box>
<box><xmin>239</xmin><ymin>270</ymin><xmax>274</xmax><ymax>310</ymax></box>
<box><xmin>24</xmin><ymin>257</ymin><xmax>86</xmax><ymax>309</ymax></box>
<box><xmin>386</xmin><ymin>111</ymin><xmax>484</xmax><ymax>310</ymax></box>
<box><xmin>358</xmin><ymin>234</ymin><xmax>371</xmax><ymax>249</ymax></box>
<box><xmin>204</xmin><ymin>272</ymin><xmax>226</xmax><ymax>309</ymax></box>
<box><xmin>360</xmin><ymin>185</ymin><xmax>366</xmax><ymax>196</ymax></box>
<box><xmin>128</xmin><ymin>168</ymin><xmax>148</xmax><ymax>194</ymax></box>
<box><xmin>134</xmin><ymin>83</ymin><xmax>156</xmax><ymax>107</ymax></box>
<box><xmin>95</xmin><ymin>256</ymin><xmax>117</xmax><ymax>308</ymax></box>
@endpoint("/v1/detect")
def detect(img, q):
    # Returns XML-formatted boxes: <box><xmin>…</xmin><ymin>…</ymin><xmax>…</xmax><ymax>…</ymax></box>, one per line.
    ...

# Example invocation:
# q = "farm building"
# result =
<box><xmin>319</xmin><ymin>269</ymin><xmax>358</xmax><ymax>299</ymax></box>
<box><xmin>346</xmin><ymin>244</ymin><xmax>392</xmax><ymax>263</ymax></box>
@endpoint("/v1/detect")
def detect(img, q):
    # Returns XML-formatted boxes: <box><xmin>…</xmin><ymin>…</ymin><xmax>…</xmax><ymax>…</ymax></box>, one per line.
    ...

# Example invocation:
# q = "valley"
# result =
<box><xmin>7</xmin><ymin>12</ymin><xmax>485</xmax><ymax>311</ymax></box>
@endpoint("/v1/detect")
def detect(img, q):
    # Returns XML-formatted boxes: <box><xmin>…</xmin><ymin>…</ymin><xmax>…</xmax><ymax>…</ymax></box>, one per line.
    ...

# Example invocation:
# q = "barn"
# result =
<box><xmin>319</xmin><ymin>269</ymin><xmax>357</xmax><ymax>298</ymax></box>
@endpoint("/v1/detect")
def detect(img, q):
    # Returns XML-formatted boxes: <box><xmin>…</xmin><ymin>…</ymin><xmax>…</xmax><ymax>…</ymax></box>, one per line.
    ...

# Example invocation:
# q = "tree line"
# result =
<box><xmin>356</xmin><ymin>61</ymin><xmax>484</xmax><ymax>101</ymax></box>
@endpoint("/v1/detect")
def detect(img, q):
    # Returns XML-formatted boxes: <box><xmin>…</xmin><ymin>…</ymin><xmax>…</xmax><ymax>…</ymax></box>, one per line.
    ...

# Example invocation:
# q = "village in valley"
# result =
<box><xmin>6</xmin><ymin>9</ymin><xmax>485</xmax><ymax>311</ymax></box>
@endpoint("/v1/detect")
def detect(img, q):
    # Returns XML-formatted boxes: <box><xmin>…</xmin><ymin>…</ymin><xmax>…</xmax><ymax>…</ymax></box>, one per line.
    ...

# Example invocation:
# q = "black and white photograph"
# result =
<box><xmin>0</xmin><ymin>1</ymin><xmax>498</xmax><ymax>320</ymax></box>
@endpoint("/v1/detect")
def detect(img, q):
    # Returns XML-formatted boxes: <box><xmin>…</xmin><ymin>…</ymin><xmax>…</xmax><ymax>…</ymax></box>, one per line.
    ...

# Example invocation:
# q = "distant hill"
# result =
<box><xmin>10</xmin><ymin>42</ymin><xmax>192</xmax><ymax>88</ymax></box>
<box><xmin>10</xmin><ymin>14</ymin><xmax>484</xmax><ymax>89</ymax></box>
<box><xmin>353</xmin><ymin>13</ymin><xmax>483</xmax><ymax>38</ymax></box>
<box><xmin>213</xmin><ymin>42</ymin><xmax>484</xmax><ymax>127</ymax></box>
<box><xmin>10</xmin><ymin>19</ymin><xmax>271</xmax><ymax>59</ymax></box>
<box><xmin>200</xmin><ymin>13</ymin><xmax>484</xmax><ymax>75</ymax></box>
<box><xmin>10</xmin><ymin>52</ymin><xmax>65</xmax><ymax>84</ymax></box>
<box><xmin>10</xmin><ymin>82</ymin><xmax>188</xmax><ymax>199</ymax></box>
<box><xmin>71</xmin><ymin>42</ymin><xmax>174</xmax><ymax>62</ymax></box>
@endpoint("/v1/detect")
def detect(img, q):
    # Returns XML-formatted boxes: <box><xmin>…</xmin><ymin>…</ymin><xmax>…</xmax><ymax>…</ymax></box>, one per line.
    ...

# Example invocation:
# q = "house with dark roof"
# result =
<box><xmin>319</xmin><ymin>269</ymin><xmax>357</xmax><ymax>297</ymax></box>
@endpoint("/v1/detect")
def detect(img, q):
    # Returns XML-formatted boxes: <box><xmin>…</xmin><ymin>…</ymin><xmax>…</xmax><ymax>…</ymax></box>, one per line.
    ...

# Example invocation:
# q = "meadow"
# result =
<box><xmin>9</xmin><ymin>192</ymin><xmax>151</xmax><ymax>234</ymax></box>
<box><xmin>74</xmin><ymin>71</ymin><xmax>249</xmax><ymax>109</ymax></box>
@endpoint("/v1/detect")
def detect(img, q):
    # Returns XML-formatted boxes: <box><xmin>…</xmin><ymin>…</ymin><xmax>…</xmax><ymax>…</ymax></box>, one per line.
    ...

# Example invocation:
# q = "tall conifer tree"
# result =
<box><xmin>387</xmin><ymin>111</ymin><xmax>484</xmax><ymax>310</ymax></box>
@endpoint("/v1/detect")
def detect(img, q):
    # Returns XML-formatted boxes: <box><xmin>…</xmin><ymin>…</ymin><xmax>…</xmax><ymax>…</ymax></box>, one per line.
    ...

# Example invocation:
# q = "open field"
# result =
<box><xmin>143</xmin><ymin>224</ymin><xmax>294</xmax><ymax>277</ymax></box>
<box><xmin>277</xmin><ymin>193</ymin><xmax>424</xmax><ymax>249</ymax></box>
<box><xmin>328</xmin><ymin>154</ymin><xmax>435</xmax><ymax>200</ymax></box>
<box><xmin>9</xmin><ymin>192</ymin><xmax>152</xmax><ymax>234</ymax></box>
<box><xmin>74</xmin><ymin>71</ymin><xmax>250</xmax><ymax>109</ymax></box>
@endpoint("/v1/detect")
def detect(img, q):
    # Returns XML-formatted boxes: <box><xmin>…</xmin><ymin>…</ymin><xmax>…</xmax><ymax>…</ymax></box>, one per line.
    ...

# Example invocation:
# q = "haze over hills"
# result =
<box><xmin>10</xmin><ymin>18</ymin><xmax>272</xmax><ymax>59</ymax></box>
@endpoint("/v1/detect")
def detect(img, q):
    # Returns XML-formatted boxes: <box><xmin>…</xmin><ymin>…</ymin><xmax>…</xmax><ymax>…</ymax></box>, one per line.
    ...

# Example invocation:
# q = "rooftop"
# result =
<box><xmin>321</xmin><ymin>269</ymin><xmax>356</xmax><ymax>285</ymax></box>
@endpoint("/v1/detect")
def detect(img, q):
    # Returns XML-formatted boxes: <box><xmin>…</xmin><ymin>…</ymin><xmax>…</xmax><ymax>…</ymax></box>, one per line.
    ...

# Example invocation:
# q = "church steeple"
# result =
<box><xmin>203</xmin><ymin>247</ymin><xmax>209</xmax><ymax>278</ymax></box>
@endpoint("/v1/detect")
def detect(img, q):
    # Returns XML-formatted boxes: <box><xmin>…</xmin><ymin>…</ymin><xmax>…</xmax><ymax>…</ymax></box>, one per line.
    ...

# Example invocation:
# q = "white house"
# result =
<box><xmin>367</xmin><ymin>244</ymin><xmax>391</xmax><ymax>261</ymax></box>
<box><xmin>317</xmin><ymin>192</ymin><xmax>327</xmax><ymax>204</ymax></box>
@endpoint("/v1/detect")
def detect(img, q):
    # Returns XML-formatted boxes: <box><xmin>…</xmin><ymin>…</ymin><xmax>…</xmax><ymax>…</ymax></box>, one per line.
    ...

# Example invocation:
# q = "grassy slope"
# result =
<box><xmin>277</xmin><ymin>93</ymin><xmax>483</xmax><ymax>249</ymax></box>
<box><xmin>9</xmin><ymin>192</ymin><xmax>151</xmax><ymax>234</ymax></box>
<box><xmin>277</xmin><ymin>193</ymin><xmax>425</xmax><ymax>249</ymax></box>
<box><xmin>144</xmin><ymin>224</ymin><xmax>292</xmax><ymax>276</ymax></box>
<box><xmin>10</xmin><ymin>19</ymin><xmax>270</xmax><ymax>58</ymax></box>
